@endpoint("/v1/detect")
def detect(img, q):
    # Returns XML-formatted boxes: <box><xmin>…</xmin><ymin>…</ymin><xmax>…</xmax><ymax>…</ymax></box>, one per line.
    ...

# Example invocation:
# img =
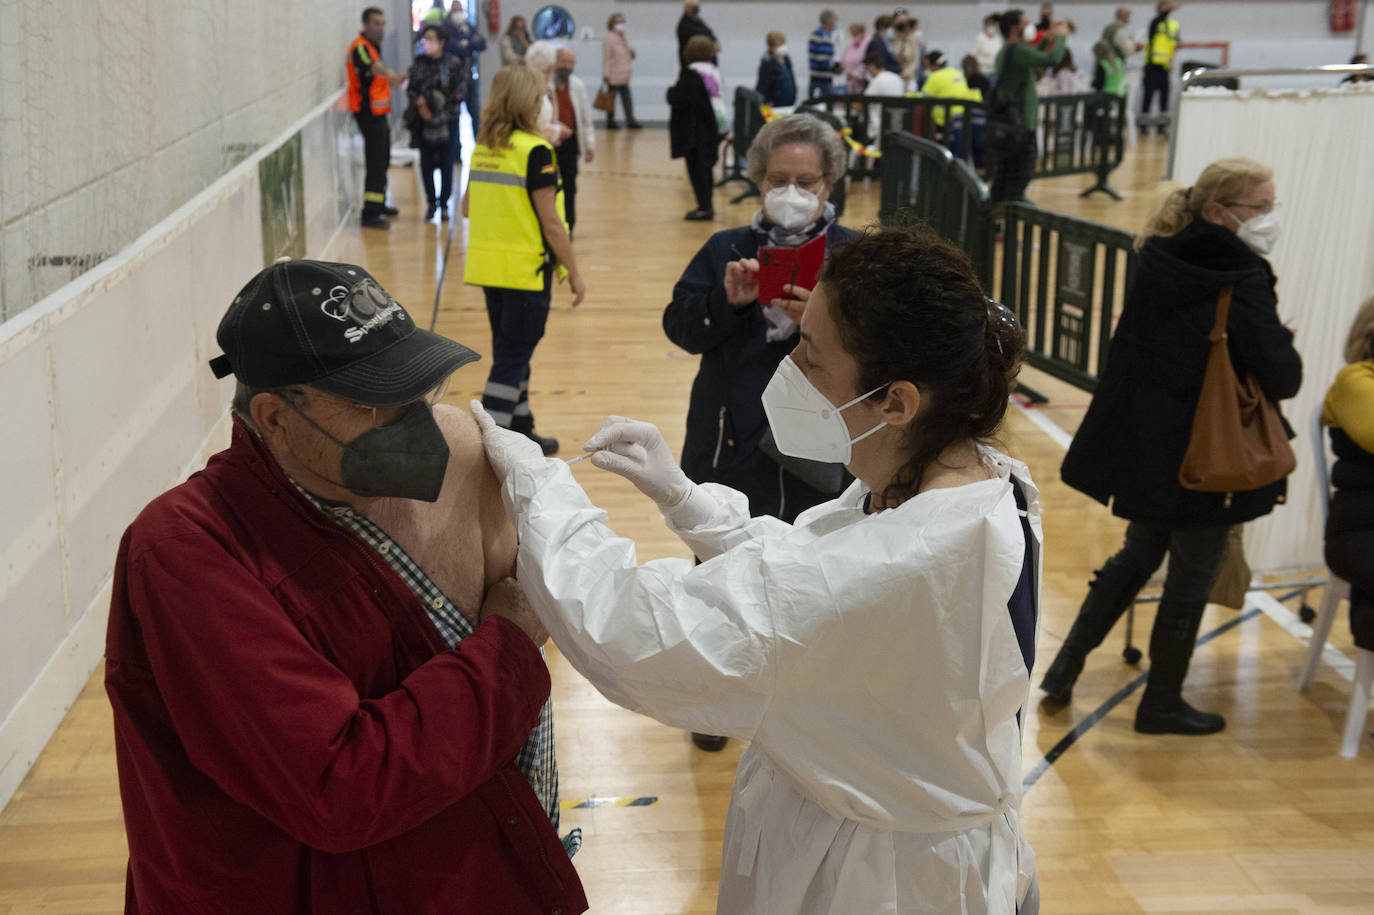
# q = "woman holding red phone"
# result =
<box><xmin>662</xmin><ymin>113</ymin><xmax>857</xmax><ymax>750</ymax></box>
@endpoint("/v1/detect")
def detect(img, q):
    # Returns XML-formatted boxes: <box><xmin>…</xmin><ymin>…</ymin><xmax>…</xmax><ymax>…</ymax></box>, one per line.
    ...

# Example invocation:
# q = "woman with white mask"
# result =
<box><xmin>661</xmin><ymin>114</ymin><xmax>857</xmax><ymax>751</ymax></box>
<box><xmin>471</xmin><ymin>226</ymin><xmax>1044</xmax><ymax>914</ymax></box>
<box><xmin>1046</xmin><ymin>157</ymin><xmax>1301</xmax><ymax>734</ymax></box>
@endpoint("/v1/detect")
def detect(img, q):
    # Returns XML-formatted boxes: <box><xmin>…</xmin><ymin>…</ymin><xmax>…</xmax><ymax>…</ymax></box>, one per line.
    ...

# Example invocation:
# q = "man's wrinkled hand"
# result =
<box><xmin>479</xmin><ymin>577</ymin><xmax>549</xmax><ymax>647</ymax></box>
<box><xmin>471</xmin><ymin>400</ymin><xmax>545</xmax><ymax>482</ymax></box>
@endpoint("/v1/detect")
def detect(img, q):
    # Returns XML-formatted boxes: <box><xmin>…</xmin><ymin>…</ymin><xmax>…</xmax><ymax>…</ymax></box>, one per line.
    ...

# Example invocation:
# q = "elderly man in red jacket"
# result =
<box><xmin>104</xmin><ymin>259</ymin><xmax>587</xmax><ymax>914</ymax></box>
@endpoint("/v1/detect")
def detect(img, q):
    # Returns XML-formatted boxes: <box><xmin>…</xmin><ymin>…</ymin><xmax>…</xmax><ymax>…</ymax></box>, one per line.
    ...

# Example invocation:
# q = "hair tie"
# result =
<box><xmin>985</xmin><ymin>298</ymin><xmax>1019</xmax><ymax>356</ymax></box>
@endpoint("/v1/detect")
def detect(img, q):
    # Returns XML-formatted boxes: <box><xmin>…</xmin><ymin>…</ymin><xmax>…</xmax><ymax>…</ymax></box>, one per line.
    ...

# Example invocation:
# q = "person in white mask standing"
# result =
<box><xmin>1046</xmin><ymin>157</ymin><xmax>1301</xmax><ymax>734</ymax></box>
<box><xmin>470</xmin><ymin>225</ymin><xmax>1044</xmax><ymax>914</ymax></box>
<box><xmin>660</xmin><ymin>113</ymin><xmax>858</xmax><ymax>751</ymax></box>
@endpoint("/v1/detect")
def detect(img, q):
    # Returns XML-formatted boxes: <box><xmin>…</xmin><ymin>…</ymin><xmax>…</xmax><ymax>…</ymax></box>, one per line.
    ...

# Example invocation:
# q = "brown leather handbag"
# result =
<box><xmin>593</xmin><ymin>83</ymin><xmax>616</xmax><ymax>113</ymax></box>
<box><xmin>1178</xmin><ymin>285</ymin><xmax>1296</xmax><ymax>495</ymax></box>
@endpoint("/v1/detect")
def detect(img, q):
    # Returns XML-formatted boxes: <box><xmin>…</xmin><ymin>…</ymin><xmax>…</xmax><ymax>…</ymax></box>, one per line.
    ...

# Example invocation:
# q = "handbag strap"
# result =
<box><xmin>1209</xmin><ymin>285</ymin><xmax>1234</xmax><ymax>343</ymax></box>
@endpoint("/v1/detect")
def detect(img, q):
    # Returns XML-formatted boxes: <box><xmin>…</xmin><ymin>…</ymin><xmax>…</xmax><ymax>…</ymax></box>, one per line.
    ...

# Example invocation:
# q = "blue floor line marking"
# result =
<box><xmin>1023</xmin><ymin>606</ymin><xmax>1262</xmax><ymax>792</ymax></box>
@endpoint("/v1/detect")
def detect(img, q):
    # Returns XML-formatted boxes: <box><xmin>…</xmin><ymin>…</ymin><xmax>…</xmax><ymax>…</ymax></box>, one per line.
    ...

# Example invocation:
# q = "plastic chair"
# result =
<box><xmin>1296</xmin><ymin>405</ymin><xmax>1370</xmax><ymax>758</ymax></box>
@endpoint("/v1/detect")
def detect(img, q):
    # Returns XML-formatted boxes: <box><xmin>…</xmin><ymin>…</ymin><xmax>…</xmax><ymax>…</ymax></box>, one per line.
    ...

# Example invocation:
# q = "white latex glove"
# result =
<box><xmin>582</xmin><ymin>416</ymin><xmax>693</xmax><ymax>508</ymax></box>
<box><xmin>471</xmin><ymin>401</ymin><xmax>545</xmax><ymax>482</ymax></box>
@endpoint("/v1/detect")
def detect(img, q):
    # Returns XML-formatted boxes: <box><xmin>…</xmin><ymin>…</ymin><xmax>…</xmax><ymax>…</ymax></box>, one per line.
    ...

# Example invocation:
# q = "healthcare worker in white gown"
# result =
<box><xmin>473</xmin><ymin>227</ymin><xmax>1044</xmax><ymax>914</ymax></box>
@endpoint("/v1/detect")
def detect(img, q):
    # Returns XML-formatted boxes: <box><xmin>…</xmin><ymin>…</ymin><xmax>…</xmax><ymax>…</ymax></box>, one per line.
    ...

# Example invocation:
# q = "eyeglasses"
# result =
<box><xmin>292</xmin><ymin>378</ymin><xmax>450</xmax><ymax>429</ymax></box>
<box><xmin>763</xmin><ymin>174</ymin><xmax>827</xmax><ymax>194</ymax></box>
<box><xmin>1222</xmin><ymin>200</ymin><xmax>1281</xmax><ymax>216</ymax></box>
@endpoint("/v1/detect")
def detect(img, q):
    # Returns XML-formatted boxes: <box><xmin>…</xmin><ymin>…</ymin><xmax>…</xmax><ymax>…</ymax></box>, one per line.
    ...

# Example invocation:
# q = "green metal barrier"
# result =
<box><xmin>879</xmin><ymin>132</ymin><xmax>994</xmax><ymax>289</ymax></box>
<box><xmin>800</xmin><ymin>94</ymin><xmax>984</xmax><ymax>180</ymax></box>
<box><xmin>880</xmin><ymin>130</ymin><xmax>1137</xmax><ymax>395</ymax></box>
<box><xmin>808</xmin><ymin>90</ymin><xmax>1126</xmax><ymax>198</ymax></box>
<box><xmin>998</xmin><ymin>202</ymin><xmax>1137</xmax><ymax>392</ymax></box>
<box><xmin>718</xmin><ymin>87</ymin><xmax>766</xmax><ymax>203</ymax></box>
<box><xmin>1033</xmin><ymin>92</ymin><xmax>1128</xmax><ymax>200</ymax></box>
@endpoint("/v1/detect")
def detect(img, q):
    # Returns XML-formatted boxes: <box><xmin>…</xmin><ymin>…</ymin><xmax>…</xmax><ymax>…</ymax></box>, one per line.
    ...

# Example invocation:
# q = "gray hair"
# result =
<box><xmin>746</xmin><ymin>114</ymin><xmax>848</xmax><ymax>187</ymax></box>
<box><xmin>231</xmin><ymin>381</ymin><xmax>301</xmax><ymax>431</ymax></box>
<box><xmin>525</xmin><ymin>40</ymin><xmax>557</xmax><ymax>71</ymax></box>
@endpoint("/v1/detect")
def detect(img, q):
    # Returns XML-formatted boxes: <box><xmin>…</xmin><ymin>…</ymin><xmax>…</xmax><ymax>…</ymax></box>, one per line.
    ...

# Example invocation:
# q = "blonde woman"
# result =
<box><xmin>1046</xmin><ymin>157</ymin><xmax>1303</xmax><ymax>734</ymax></box>
<box><xmin>463</xmin><ymin>66</ymin><xmax>584</xmax><ymax>454</ymax></box>
<box><xmin>1325</xmin><ymin>295</ymin><xmax>1374</xmax><ymax>651</ymax></box>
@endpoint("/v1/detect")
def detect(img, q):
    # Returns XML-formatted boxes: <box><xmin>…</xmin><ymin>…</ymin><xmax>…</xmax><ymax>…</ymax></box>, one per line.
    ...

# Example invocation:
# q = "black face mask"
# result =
<box><xmin>288</xmin><ymin>400</ymin><xmax>451</xmax><ymax>502</ymax></box>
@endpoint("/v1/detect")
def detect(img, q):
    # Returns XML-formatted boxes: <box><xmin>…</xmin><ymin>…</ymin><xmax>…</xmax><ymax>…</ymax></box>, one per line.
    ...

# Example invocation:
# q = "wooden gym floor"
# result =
<box><xmin>2</xmin><ymin>129</ymin><xmax>1372</xmax><ymax>914</ymax></box>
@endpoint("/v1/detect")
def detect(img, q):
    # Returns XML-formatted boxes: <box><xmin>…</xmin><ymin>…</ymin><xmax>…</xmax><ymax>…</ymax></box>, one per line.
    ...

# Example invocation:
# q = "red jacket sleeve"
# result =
<box><xmin>123</xmin><ymin>529</ymin><xmax>550</xmax><ymax>854</ymax></box>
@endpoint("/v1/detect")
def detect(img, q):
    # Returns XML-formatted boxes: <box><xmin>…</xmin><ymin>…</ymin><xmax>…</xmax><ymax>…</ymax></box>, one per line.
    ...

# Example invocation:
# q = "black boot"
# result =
<box><xmin>1039</xmin><ymin>647</ymin><xmax>1084</xmax><ymax>704</ymax></box>
<box><xmin>692</xmin><ymin>733</ymin><xmax>728</xmax><ymax>751</ymax></box>
<box><xmin>1134</xmin><ymin>691</ymin><xmax>1225</xmax><ymax>735</ymax></box>
<box><xmin>1040</xmin><ymin>550</ymin><xmax>1159</xmax><ymax>703</ymax></box>
<box><xmin>511</xmin><ymin>415</ymin><xmax>558</xmax><ymax>455</ymax></box>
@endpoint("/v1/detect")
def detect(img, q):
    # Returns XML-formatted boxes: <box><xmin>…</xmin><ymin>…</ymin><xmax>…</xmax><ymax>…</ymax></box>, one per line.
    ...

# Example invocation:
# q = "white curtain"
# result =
<box><xmin>1172</xmin><ymin>85</ymin><xmax>1374</xmax><ymax>573</ymax></box>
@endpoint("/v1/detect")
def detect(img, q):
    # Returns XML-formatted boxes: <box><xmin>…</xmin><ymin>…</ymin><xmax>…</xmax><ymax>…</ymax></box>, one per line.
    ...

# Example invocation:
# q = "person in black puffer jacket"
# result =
<box><xmin>1042</xmin><ymin>156</ymin><xmax>1302</xmax><ymax>735</ymax></box>
<box><xmin>664</xmin><ymin>113</ymin><xmax>856</xmax><ymax>752</ymax></box>
<box><xmin>1324</xmin><ymin>295</ymin><xmax>1374</xmax><ymax>649</ymax></box>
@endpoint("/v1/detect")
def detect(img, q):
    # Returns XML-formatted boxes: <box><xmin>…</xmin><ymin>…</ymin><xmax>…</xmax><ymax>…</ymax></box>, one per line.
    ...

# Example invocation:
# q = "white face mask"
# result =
<box><xmin>614</xmin><ymin>22</ymin><xmax>626</xmax><ymax>32</ymax></box>
<box><xmin>764</xmin><ymin>184</ymin><xmax>821</xmax><ymax>231</ymax></box>
<box><xmin>450</xmin><ymin>10</ymin><xmax>463</xmax><ymax>23</ymax></box>
<box><xmin>776</xmin><ymin>44</ymin><xmax>789</xmax><ymax>57</ymax></box>
<box><xmin>1230</xmin><ymin>208</ymin><xmax>1281</xmax><ymax>255</ymax></box>
<box><xmin>1024</xmin><ymin>24</ymin><xmax>1037</xmax><ymax>41</ymax></box>
<box><xmin>762</xmin><ymin>357</ymin><xmax>889</xmax><ymax>464</ymax></box>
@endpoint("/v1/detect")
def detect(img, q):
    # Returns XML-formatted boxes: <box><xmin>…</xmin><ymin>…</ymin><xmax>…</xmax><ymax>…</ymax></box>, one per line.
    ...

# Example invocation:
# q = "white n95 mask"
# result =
<box><xmin>764</xmin><ymin>185</ymin><xmax>820</xmax><ymax>231</ymax></box>
<box><xmin>761</xmin><ymin>356</ymin><xmax>888</xmax><ymax>464</ymax></box>
<box><xmin>1232</xmin><ymin>209</ymin><xmax>1281</xmax><ymax>255</ymax></box>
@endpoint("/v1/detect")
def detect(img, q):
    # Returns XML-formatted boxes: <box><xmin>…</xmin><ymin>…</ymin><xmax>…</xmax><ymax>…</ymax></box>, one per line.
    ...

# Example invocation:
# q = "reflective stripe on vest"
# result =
<box><xmin>1148</xmin><ymin>19</ymin><xmax>1179</xmax><ymax>68</ymax></box>
<box><xmin>463</xmin><ymin>131</ymin><xmax>567</xmax><ymax>291</ymax></box>
<box><xmin>347</xmin><ymin>35</ymin><xmax>392</xmax><ymax>115</ymax></box>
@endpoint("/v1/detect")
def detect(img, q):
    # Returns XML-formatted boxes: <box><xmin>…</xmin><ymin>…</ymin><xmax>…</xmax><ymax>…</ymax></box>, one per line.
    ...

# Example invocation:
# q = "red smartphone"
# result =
<box><xmin>757</xmin><ymin>234</ymin><xmax>827</xmax><ymax>306</ymax></box>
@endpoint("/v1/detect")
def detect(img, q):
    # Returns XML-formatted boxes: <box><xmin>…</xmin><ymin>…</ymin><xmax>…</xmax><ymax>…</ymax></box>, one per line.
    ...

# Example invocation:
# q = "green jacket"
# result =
<box><xmin>994</xmin><ymin>37</ymin><xmax>1066</xmax><ymax>126</ymax></box>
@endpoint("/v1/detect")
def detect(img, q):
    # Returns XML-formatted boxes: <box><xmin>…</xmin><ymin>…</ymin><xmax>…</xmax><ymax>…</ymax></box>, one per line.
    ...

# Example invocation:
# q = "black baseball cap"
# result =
<box><xmin>209</xmin><ymin>260</ymin><xmax>479</xmax><ymax>407</ymax></box>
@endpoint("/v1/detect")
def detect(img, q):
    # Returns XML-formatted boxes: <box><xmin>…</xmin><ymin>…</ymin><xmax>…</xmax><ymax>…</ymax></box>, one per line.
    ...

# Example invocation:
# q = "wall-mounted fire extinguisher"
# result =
<box><xmin>1331</xmin><ymin>0</ymin><xmax>1357</xmax><ymax>33</ymax></box>
<box><xmin>488</xmin><ymin>0</ymin><xmax>501</xmax><ymax>34</ymax></box>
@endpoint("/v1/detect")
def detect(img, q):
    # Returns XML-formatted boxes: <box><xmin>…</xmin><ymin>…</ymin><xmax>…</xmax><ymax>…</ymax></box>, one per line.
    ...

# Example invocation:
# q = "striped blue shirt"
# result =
<box><xmin>808</xmin><ymin>26</ymin><xmax>835</xmax><ymax>79</ymax></box>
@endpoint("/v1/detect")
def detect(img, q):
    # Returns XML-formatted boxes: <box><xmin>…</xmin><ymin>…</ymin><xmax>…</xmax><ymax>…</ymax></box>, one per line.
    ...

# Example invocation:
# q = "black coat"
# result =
<box><xmin>1060</xmin><ymin>219</ymin><xmax>1302</xmax><ymax>528</ymax></box>
<box><xmin>667</xmin><ymin>67</ymin><xmax>718</xmax><ymax>161</ymax></box>
<box><xmin>664</xmin><ymin>224</ymin><xmax>859</xmax><ymax>522</ymax></box>
<box><xmin>676</xmin><ymin>14</ymin><xmax>717</xmax><ymax>67</ymax></box>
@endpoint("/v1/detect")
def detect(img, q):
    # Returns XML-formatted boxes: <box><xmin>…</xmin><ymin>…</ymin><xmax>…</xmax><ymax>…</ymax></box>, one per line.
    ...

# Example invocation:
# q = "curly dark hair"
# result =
<box><xmin>818</xmin><ymin>226</ymin><xmax>1025</xmax><ymax>504</ymax></box>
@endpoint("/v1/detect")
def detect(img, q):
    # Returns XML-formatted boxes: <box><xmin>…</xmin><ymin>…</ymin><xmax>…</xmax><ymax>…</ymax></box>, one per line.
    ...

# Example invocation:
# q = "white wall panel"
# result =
<box><xmin>0</xmin><ymin>90</ymin><xmax>353</xmax><ymax>810</ymax></box>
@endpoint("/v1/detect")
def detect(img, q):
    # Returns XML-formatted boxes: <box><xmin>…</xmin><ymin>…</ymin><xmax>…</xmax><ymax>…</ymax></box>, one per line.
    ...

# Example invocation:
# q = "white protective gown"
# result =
<box><xmin>502</xmin><ymin>447</ymin><xmax>1043</xmax><ymax>914</ymax></box>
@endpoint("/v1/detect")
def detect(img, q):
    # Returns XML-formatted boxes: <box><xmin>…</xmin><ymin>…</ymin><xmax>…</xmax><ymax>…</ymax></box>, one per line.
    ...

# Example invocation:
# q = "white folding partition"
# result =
<box><xmin>1172</xmin><ymin>84</ymin><xmax>1374</xmax><ymax>574</ymax></box>
<box><xmin>0</xmin><ymin>93</ymin><xmax>358</xmax><ymax>811</ymax></box>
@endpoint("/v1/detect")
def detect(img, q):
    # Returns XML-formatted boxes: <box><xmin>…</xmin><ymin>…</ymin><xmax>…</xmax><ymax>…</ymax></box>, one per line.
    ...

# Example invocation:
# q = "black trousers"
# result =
<box><xmin>1141</xmin><ymin>64</ymin><xmax>1170</xmax><ymax>129</ymax></box>
<box><xmin>480</xmin><ymin>282</ymin><xmax>552</xmax><ymax>430</ymax></box>
<box><xmin>1060</xmin><ymin>521</ymin><xmax>1230</xmax><ymax>699</ymax></box>
<box><xmin>555</xmin><ymin>133</ymin><xmax>579</xmax><ymax>233</ymax></box>
<box><xmin>990</xmin><ymin>128</ymin><xmax>1035</xmax><ymax>203</ymax></box>
<box><xmin>605</xmin><ymin>83</ymin><xmax>636</xmax><ymax>126</ymax></box>
<box><xmin>1327</xmin><ymin>488</ymin><xmax>1374</xmax><ymax>650</ymax></box>
<box><xmin>419</xmin><ymin>120</ymin><xmax>457</xmax><ymax>209</ymax></box>
<box><xmin>354</xmin><ymin>111</ymin><xmax>391</xmax><ymax>213</ymax></box>
<box><xmin>683</xmin><ymin>148</ymin><xmax>715</xmax><ymax>212</ymax></box>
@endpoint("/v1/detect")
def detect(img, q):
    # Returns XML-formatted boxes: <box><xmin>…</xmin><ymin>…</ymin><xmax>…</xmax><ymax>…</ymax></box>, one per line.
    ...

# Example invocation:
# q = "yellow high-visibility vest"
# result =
<box><xmin>464</xmin><ymin>130</ymin><xmax>566</xmax><ymax>291</ymax></box>
<box><xmin>920</xmin><ymin>66</ymin><xmax>974</xmax><ymax>126</ymax></box>
<box><xmin>1148</xmin><ymin>18</ymin><xmax>1179</xmax><ymax>68</ymax></box>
